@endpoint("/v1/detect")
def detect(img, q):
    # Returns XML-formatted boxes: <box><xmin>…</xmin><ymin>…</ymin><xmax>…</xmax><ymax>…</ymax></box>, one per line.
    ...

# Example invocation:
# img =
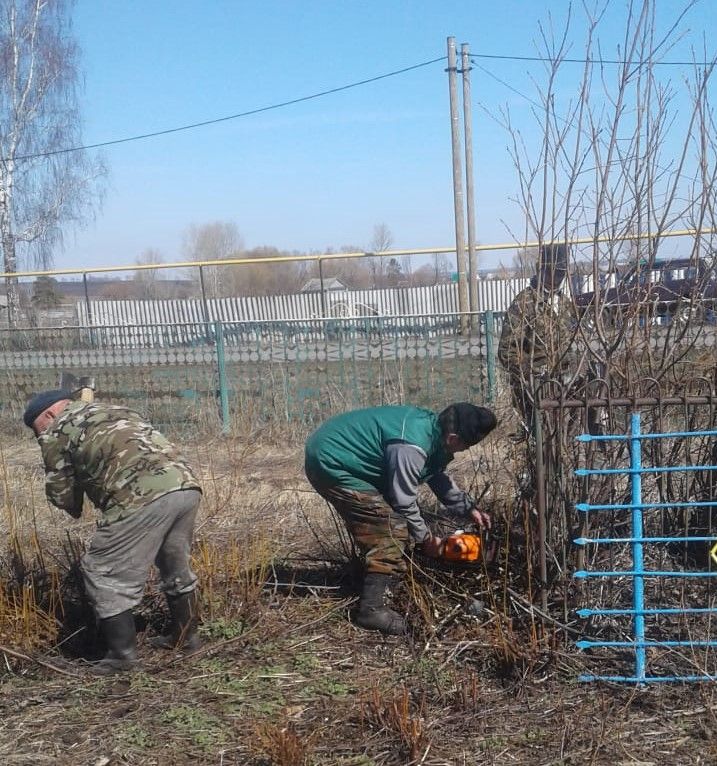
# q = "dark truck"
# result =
<box><xmin>574</xmin><ymin>257</ymin><xmax>717</xmax><ymax>326</ymax></box>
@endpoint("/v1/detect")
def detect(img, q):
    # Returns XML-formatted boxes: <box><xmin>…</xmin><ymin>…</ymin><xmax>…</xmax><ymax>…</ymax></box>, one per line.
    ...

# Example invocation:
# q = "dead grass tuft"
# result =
<box><xmin>360</xmin><ymin>685</ymin><xmax>431</xmax><ymax>762</ymax></box>
<box><xmin>251</xmin><ymin>720</ymin><xmax>317</xmax><ymax>766</ymax></box>
<box><xmin>193</xmin><ymin>533</ymin><xmax>274</xmax><ymax>630</ymax></box>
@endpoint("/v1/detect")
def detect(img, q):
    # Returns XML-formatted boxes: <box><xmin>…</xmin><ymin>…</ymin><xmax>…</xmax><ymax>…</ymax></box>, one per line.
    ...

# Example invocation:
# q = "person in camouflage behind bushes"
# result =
<box><xmin>498</xmin><ymin>243</ymin><xmax>576</xmax><ymax>439</ymax></box>
<box><xmin>24</xmin><ymin>390</ymin><xmax>203</xmax><ymax>674</ymax></box>
<box><xmin>304</xmin><ymin>402</ymin><xmax>497</xmax><ymax>636</ymax></box>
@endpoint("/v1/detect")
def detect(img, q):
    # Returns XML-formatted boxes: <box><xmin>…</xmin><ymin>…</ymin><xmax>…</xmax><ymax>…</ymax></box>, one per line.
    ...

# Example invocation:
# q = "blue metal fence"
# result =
<box><xmin>573</xmin><ymin>412</ymin><xmax>717</xmax><ymax>683</ymax></box>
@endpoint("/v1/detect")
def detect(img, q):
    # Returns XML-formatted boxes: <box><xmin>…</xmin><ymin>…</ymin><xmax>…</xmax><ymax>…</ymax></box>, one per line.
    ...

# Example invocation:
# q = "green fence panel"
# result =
<box><xmin>0</xmin><ymin>313</ymin><xmax>493</xmax><ymax>437</ymax></box>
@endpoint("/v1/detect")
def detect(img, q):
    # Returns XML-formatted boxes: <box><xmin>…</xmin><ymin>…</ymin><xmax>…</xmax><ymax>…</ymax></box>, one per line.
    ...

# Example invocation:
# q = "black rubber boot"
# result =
<box><xmin>150</xmin><ymin>591</ymin><xmax>202</xmax><ymax>652</ymax></box>
<box><xmin>90</xmin><ymin>610</ymin><xmax>137</xmax><ymax>675</ymax></box>
<box><xmin>355</xmin><ymin>573</ymin><xmax>407</xmax><ymax>636</ymax></box>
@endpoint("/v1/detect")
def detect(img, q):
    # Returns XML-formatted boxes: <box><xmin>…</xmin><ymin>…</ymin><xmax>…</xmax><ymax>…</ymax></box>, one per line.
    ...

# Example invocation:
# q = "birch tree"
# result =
<box><xmin>0</xmin><ymin>0</ymin><xmax>104</xmax><ymax>326</ymax></box>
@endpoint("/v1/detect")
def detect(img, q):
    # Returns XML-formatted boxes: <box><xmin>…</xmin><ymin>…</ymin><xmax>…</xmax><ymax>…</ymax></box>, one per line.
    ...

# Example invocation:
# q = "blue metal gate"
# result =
<box><xmin>573</xmin><ymin>412</ymin><xmax>717</xmax><ymax>683</ymax></box>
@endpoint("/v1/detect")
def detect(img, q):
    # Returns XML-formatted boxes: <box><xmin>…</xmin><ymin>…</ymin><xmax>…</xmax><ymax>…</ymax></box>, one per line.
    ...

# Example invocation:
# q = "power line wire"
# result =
<box><xmin>473</xmin><ymin>63</ymin><xmax>544</xmax><ymax>112</ymax></box>
<box><xmin>4</xmin><ymin>55</ymin><xmax>447</xmax><ymax>163</ymax></box>
<box><xmin>5</xmin><ymin>49</ymin><xmax>714</xmax><ymax>164</ymax></box>
<box><xmin>471</xmin><ymin>52</ymin><xmax>716</xmax><ymax>66</ymax></box>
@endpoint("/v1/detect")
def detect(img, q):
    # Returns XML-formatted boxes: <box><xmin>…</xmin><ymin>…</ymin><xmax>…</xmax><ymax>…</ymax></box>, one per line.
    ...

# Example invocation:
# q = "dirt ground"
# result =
<box><xmin>2</xmin><ymin>428</ymin><xmax>717</xmax><ymax>765</ymax></box>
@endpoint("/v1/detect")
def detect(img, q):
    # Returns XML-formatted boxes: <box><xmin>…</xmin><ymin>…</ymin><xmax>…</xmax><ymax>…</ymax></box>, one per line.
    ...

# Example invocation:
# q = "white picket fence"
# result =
<box><xmin>76</xmin><ymin>279</ymin><xmax>529</xmax><ymax>328</ymax></box>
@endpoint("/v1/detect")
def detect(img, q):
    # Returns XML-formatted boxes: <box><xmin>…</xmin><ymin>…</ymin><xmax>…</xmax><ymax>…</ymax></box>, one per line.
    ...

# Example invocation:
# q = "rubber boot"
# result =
<box><xmin>150</xmin><ymin>591</ymin><xmax>202</xmax><ymax>652</ymax></box>
<box><xmin>90</xmin><ymin>610</ymin><xmax>137</xmax><ymax>675</ymax></box>
<box><xmin>354</xmin><ymin>573</ymin><xmax>407</xmax><ymax>636</ymax></box>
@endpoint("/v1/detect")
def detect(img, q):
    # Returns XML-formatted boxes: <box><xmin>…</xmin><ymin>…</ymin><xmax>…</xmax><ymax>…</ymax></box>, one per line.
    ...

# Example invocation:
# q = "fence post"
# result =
<box><xmin>484</xmin><ymin>310</ymin><xmax>496</xmax><ymax>402</ymax></box>
<box><xmin>533</xmin><ymin>382</ymin><xmax>548</xmax><ymax>614</ymax></box>
<box><xmin>214</xmin><ymin>320</ymin><xmax>230</xmax><ymax>434</ymax></box>
<box><xmin>318</xmin><ymin>257</ymin><xmax>327</xmax><ymax>318</ymax></box>
<box><xmin>629</xmin><ymin>411</ymin><xmax>646</xmax><ymax>683</ymax></box>
<box><xmin>82</xmin><ymin>272</ymin><xmax>96</xmax><ymax>348</ymax></box>
<box><xmin>378</xmin><ymin>314</ymin><xmax>386</xmax><ymax>404</ymax></box>
<box><xmin>199</xmin><ymin>266</ymin><xmax>212</xmax><ymax>342</ymax></box>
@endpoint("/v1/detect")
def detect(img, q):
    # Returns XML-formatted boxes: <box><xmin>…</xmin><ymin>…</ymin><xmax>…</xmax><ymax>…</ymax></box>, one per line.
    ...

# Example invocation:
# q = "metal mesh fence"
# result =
<box><xmin>0</xmin><ymin>313</ymin><xmax>500</xmax><ymax>437</ymax></box>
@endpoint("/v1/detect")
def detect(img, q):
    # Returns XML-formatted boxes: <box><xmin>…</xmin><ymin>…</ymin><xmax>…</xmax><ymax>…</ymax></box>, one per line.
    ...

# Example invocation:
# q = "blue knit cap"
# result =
<box><xmin>23</xmin><ymin>389</ymin><xmax>72</xmax><ymax>428</ymax></box>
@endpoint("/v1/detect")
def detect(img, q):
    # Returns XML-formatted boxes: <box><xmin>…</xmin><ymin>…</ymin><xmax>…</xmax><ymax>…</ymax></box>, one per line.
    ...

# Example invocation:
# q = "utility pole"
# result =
<box><xmin>447</xmin><ymin>37</ymin><xmax>469</xmax><ymax>333</ymax></box>
<box><xmin>461</xmin><ymin>42</ymin><xmax>479</xmax><ymax>328</ymax></box>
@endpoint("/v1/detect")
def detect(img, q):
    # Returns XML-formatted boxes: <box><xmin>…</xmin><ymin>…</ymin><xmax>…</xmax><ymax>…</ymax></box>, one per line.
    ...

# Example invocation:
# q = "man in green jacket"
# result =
<box><xmin>24</xmin><ymin>390</ymin><xmax>203</xmax><ymax>674</ymax></box>
<box><xmin>305</xmin><ymin>402</ymin><xmax>497</xmax><ymax>635</ymax></box>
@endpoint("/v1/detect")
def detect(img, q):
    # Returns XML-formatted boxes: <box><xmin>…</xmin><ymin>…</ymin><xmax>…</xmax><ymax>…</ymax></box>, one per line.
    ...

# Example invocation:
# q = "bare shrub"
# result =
<box><xmin>491</xmin><ymin>1</ymin><xmax>717</xmax><ymax>619</ymax></box>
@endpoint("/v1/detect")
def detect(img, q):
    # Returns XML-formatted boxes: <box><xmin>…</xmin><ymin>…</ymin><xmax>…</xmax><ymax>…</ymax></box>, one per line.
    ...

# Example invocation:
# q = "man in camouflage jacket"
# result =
<box><xmin>24</xmin><ymin>391</ymin><xmax>203</xmax><ymax>674</ymax></box>
<box><xmin>498</xmin><ymin>243</ymin><xmax>576</xmax><ymax>435</ymax></box>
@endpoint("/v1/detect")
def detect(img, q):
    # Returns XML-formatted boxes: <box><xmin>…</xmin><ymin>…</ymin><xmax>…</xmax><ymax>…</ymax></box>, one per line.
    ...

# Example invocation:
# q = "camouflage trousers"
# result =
<box><xmin>306</xmin><ymin>473</ymin><xmax>409</xmax><ymax>576</ymax></box>
<box><xmin>82</xmin><ymin>489</ymin><xmax>201</xmax><ymax>619</ymax></box>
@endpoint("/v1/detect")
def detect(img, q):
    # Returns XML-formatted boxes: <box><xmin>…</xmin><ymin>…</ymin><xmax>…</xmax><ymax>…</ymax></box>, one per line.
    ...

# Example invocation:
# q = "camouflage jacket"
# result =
<box><xmin>38</xmin><ymin>401</ymin><xmax>201</xmax><ymax>526</ymax></box>
<box><xmin>497</xmin><ymin>284</ymin><xmax>575</xmax><ymax>374</ymax></box>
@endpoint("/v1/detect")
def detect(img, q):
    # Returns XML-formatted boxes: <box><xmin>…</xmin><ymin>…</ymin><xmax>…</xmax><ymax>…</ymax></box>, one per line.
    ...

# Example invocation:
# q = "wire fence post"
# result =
<box><xmin>629</xmin><ymin>410</ymin><xmax>646</xmax><ymax>683</ymax></box>
<box><xmin>214</xmin><ymin>320</ymin><xmax>230</xmax><ymax>434</ymax></box>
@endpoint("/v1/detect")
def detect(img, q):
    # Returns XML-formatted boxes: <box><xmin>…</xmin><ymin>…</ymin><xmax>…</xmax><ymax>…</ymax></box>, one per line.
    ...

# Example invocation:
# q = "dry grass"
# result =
<box><xmin>1</xmin><ymin>420</ymin><xmax>716</xmax><ymax>764</ymax></box>
<box><xmin>361</xmin><ymin>685</ymin><xmax>431</xmax><ymax>762</ymax></box>
<box><xmin>251</xmin><ymin>720</ymin><xmax>318</xmax><ymax>766</ymax></box>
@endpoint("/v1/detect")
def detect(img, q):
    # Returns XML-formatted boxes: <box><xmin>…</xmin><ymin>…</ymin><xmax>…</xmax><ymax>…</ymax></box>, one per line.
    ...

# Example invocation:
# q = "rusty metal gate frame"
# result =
<box><xmin>533</xmin><ymin>383</ymin><xmax>717</xmax><ymax>613</ymax></box>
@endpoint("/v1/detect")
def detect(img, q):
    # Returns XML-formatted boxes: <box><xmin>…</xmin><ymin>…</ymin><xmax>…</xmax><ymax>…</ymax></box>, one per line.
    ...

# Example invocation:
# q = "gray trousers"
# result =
<box><xmin>81</xmin><ymin>489</ymin><xmax>201</xmax><ymax>619</ymax></box>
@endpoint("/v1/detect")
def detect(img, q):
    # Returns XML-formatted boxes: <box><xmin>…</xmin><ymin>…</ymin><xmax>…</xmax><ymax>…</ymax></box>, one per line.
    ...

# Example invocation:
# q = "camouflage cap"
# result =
<box><xmin>23</xmin><ymin>389</ymin><xmax>72</xmax><ymax>428</ymax></box>
<box><xmin>539</xmin><ymin>243</ymin><xmax>569</xmax><ymax>270</ymax></box>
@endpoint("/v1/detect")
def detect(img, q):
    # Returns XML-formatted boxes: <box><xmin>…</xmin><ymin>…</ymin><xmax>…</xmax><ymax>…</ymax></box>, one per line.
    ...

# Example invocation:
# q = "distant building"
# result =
<box><xmin>300</xmin><ymin>277</ymin><xmax>349</xmax><ymax>293</ymax></box>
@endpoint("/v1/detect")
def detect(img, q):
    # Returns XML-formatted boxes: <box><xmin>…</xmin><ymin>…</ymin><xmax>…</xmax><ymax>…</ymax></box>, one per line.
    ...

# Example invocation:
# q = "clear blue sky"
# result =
<box><xmin>60</xmin><ymin>0</ymin><xmax>715</xmax><ymax>273</ymax></box>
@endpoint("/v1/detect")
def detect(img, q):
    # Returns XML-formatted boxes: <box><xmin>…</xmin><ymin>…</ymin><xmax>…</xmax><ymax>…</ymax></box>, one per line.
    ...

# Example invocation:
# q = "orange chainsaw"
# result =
<box><xmin>441</xmin><ymin>530</ymin><xmax>482</xmax><ymax>563</ymax></box>
<box><xmin>414</xmin><ymin>528</ymin><xmax>490</xmax><ymax>573</ymax></box>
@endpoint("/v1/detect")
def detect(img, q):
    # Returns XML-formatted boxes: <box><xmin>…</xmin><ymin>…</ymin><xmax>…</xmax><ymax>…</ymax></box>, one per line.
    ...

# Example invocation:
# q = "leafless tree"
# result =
<box><xmin>494</xmin><ymin>0</ymin><xmax>717</xmax><ymax>611</ymax></box>
<box><xmin>182</xmin><ymin>221</ymin><xmax>244</xmax><ymax>298</ymax></box>
<box><xmin>369</xmin><ymin>222</ymin><xmax>393</xmax><ymax>287</ymax></box>
<box><xmin>432</xmin><ymin>252</ymin><xmax>450</xmax><ymax>284</ymax></box>
<box><xmin>133</xmin><ymin>248</ymin><xmax>165</xmax><ymax>299</ymax></box>
<box><xmin>512</xmin><ymin>246</ymin><xmax>539</xmax><ymax>279</ymax></box>
<box><xmin>231</xmin><ymin>246</ymin><xmax>307</xmax><ymax>296</ymax></box>
<box><xmin>0</xmin><ymin>0</ymin><xmax>105</xmax><ymax>326</ymax></box>
<box><xmin>499</xmin><ymin>0</ymin><xmax>716</xmax><ymax>384</ymax></box>
<box><xmin>400</xmin><ymin>253</ymin><xmax>414</xmax><ymax>285</ymax></box>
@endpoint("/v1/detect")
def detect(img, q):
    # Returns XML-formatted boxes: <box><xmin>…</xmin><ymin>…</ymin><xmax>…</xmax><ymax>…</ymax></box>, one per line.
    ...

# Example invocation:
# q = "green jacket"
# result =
<box><xmin>38</xmin><ymin>401</ymin><xmax>201</xmax><ymax>526</ymax></box>
<box><xmin>304</xmin><ymin>405</ymin><xmax>451</xmax><ymax>494</ymax></box>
